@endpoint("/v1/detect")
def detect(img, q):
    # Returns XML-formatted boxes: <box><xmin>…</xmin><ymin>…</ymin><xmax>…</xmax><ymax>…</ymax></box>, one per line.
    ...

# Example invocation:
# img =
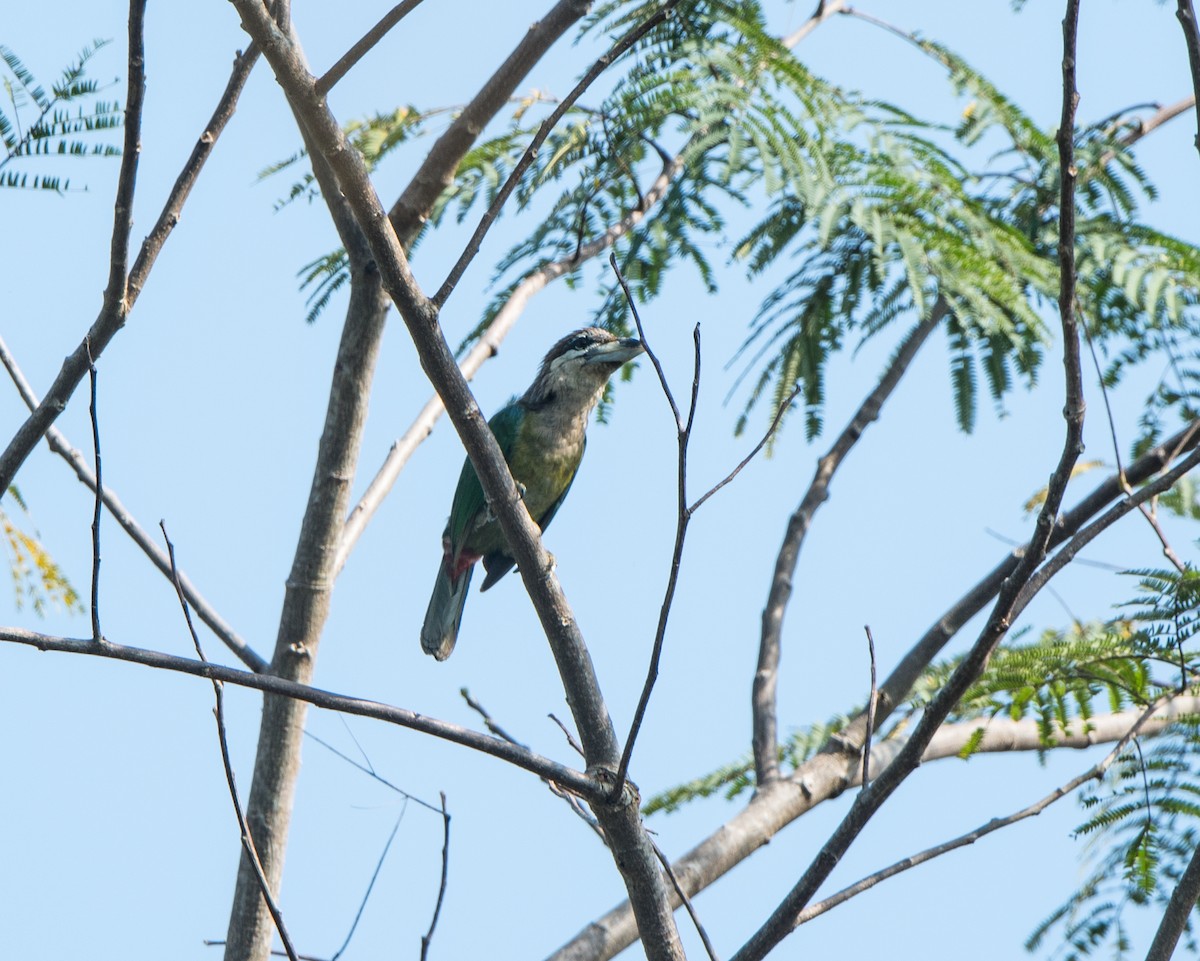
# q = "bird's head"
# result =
<box><xmin>522</xmin><ymin>327</ymin><xmax>644</xmax><ymax>410</ymax></box>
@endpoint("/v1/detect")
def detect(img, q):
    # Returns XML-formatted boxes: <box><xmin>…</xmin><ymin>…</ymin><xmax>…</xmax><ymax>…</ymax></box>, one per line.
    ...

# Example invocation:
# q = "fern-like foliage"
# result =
<box><xmin>0</xmin><ymin>40</ymin><xmax>121</xmax><ymax>192</ymax></box>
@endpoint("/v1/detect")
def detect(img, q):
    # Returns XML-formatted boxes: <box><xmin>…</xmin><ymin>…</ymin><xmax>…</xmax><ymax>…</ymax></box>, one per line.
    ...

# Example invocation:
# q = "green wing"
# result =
<box><xmin>480</xmin><ymin>436</ymin><xmax>584</xmax><ymax>591</ymax></box>
<box><xmin>445</xmin><ymin>400</ymin><xmax>523</xmax><ymax>551</ymax></box>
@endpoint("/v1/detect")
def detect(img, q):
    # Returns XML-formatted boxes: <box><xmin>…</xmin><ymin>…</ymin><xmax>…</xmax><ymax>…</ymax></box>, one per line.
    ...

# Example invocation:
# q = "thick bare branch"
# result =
<box><xmin>230</xmin><ymin>5</ymin><xmax>685</xmax><ymax>957</ymax></box>
<box><xmin>753</xmin><ymin>303</ymin><xmax>945</xmax><ymax>787</ymax></box>
<box><xmin>387</xmin><ymin>0</ymin><xmax>592</xmax><ymax>247</ymax></box>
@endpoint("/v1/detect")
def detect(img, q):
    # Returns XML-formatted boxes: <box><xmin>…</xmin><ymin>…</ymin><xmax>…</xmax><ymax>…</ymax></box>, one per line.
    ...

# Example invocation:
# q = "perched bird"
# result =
<box><xmin>420</xmin><ymin>327</ymin><xmax>644</xmax><ymax>660</ymax></box>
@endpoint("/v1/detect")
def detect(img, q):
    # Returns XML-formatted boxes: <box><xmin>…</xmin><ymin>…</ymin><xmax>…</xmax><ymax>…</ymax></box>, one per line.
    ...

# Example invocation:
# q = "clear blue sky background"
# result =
<box><xmin>2</xmin><ymin>2</ymin><xmax>1198</xmax><ymax>960</ymax></box>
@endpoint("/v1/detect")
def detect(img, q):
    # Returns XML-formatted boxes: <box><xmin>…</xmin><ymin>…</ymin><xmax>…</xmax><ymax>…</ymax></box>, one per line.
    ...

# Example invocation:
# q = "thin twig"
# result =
<box><xmin>432</xmin><ymin>1</ymin><xmax>681</xmax><ymax>307</ymax></box>
<box><xmin>650</xmin><ymin>839</ymin><xmax>721</xmax><ymax>961</ymax></box>
<box><xmin>689</xmin><ymin>382</ymin><xmax>803</xmax><ymax>514</ymax></box>
<box><xmin>549</xmin><ymin>712</ymin><xmax>585</xmax><ymax>759</ymax></box>
<box><xmin>1177</xmin><ymin>0</ymin><xmax>1200</xmax><ymax>157</ymax></box>
<box><xmin>461</xmin><ymin>690</ymin><xmax>603</xmax><ymax>837</ymax></box>
<box><xmin>0</xmin><ymin>31</ymin><xmax>257</xmax><ymax>495</ymax></box>
<box><xmin>316</xmin><ymin>0</ymin><xmax>427</xmax><ymax>95</ymax></box>
<box><xmin>861</xmin><ymin>626</ymin><xmax>878</xmax><ymax>789</ymax></box>
<box><xmin>159</xmin><ymin>522</ymin><xmax>300</xmax><ymax>961</ymax></box>
<box><xmin>796</xmin><ymin>696</ymin><xmax>1171</xmax><ymax>927</ymax></box>
<box><xmin>0</xmin><ymin>333</ymin><xmax>268</xmax><ymax>671</ymax></box>
<box><xmin>420</xmin><ymin>794</ymin><xmax>451</xmax><ymax>961</ymax></box>
<box><xmin>303</xmin><ymin>729</ymin><xmax>443</xmax><ymax>813</ymax></box>
<box><xmin>331</xmin><ymin>809</ymin><xmax>405</xmax><ymax>961</ymax></box>
<box><xmin>608</xmin><ymin>256</ymin><xmax>696</xmax><ymax>800</ymax></box>
<box><xmin>87</xmin><ymin>348</ymin><xmax>102</xmax><ymax>643</ymax></box>
<box><xmin>610</xmin><ymin>252</ymin><xmax>683</xmax><ymax>429</ymax></box>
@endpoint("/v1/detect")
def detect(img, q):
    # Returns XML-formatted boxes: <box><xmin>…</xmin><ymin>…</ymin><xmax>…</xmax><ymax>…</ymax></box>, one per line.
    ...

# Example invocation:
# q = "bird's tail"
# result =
<box><xmin>420</xmin><ymin>560</ymin><xmax>473</xmax><ymax>661</ymax></box>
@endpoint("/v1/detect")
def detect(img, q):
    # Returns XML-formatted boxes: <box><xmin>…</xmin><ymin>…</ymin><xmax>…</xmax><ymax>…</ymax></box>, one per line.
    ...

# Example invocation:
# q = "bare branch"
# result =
<box><xmin>798</xmin><ymin>697</ymin><xmax>1173</xmax><ymax>927</ymax></box>
<box><xmin>608</xmin><ymin>258</ymin><xmax>696</xmax><ymax>799</ymax></box>
<box><xmin>0</xmin><ymin>334</ymin><xmax>268</xmax><ymax>672</ymax></box>
<box><xmin>160</xmin><ymin>524</ymin><xmax>300</xmax><ymax>961</ymax></box>
<box><xmin>861</xmin><ymin>625</ymin><xmax>878</xmax><ymax>790</ymax></box>
<box><xmin>1</xmin><ymin>625</ymin><xmax>603</xmax><ymax>799</ymax></box>
<box><xmin>433</xmin><ymin>1</ymin><xmax>681</xmax><ymax>306</ymax></box>
<box><xmin>316</xmin><ymin>0</ymin><xmax>427</xmax><ymax>95</ymax></box>
<box><xmin>1146</xmin><ymin>822</ymin><xmax>1200</xmax><ymax>960</ymax></box>
<box><xmin>86</xmin><ymin>351</ymin><xmax>103</xmax><ymax>644</ymax></box>
<box><xmin>1177</xmin><ymin>0</ymin><xmax>1200</xmax><ymax>157</ymax></box>
<box><xmin>387</xmin><ymin>0</ymin><xmax>593</xmax><ymax>248</ymax></box>
<box><xmin>753</xmin><ymin>304</ymin><xmax>945</xmax><ymax>788</ymax></box>
<box><xmin>781</xmin><ymin>0</ymin><xmax>849</xmax><ymax>48</ymax></box>
<box><xmin>0</xmin><ymin>23</ymin><xmax>257</xmax><ymax>495</ymax></box>
<box><xmin>651</xmin><ymin>840</ymin><xmax>720</xmax><ymax>961</ymax></box>
<box><xmin>727</xmin><ymin>10</ymin><xmax>1087</xmax><ymax>956</ymax></box>
<box><xmin>419</xmin><ymin>794</ymin><xmax>451</xmax><ymax>961</ymax></box>
<box><xmin>104</xmin><ymin>0</ymin><xmax>146</xmax><ymax>310</ymax></box>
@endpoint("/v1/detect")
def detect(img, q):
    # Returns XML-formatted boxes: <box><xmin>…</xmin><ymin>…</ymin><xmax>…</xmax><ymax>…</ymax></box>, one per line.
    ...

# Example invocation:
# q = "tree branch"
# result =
<box><xmin>315</xmin><ymin>0</ymin><xmax>428</xmax><ymax>96</ymax></box>
<box><xmin>432</xmin><ymin>0</ymin><xmax>680</xmax><ymax>307</ymax></box>
<box><xmin>0</xmin><ymin>625</ymin><xmax>603</xmax><ymax>799</ymax></box>
<box><xmin>728</xmin><ymin>9</ymin><xmax>1085</xmax><ymax>955</ymax></box>
<box><xmin>229</xmin><ymin>5</ymin><xmax>686</xmax><ymax>957</ymax></box>
<box><xmin>0</xmin><ymin>333</ymin><xmax>268</xmax><ymax>671</ymax></box>
<box><xmin>387</xmin><ymin>0</ymin><xmax>593</xmax><ymax>248</ymax></box>
<box><xmin>753</xmin><ymin>302</ymin><xmax>946</xmax><ymax>788</ymax></box>
<box><xmin>797</xmin><ymin>696</ymin><xmax>1181</xmax><ymax>927</ymax></box>
<box><xmin>0</xmin><ymin>22</ymin><xmax>257</xmax><ymax>495</ymax></box>
<box><xmin>1177</xmin><ymin>0</ymin><xmax>1200</xmax><ymax>157</ymax></box>
<box><xmin>544</xmin><ymin>415</ymin><xmax>1200</xmax><ymax>961</ymax></box>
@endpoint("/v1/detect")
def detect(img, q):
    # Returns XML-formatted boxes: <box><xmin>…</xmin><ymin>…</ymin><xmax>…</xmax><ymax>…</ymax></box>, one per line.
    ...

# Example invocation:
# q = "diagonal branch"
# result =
<box><xmin>796</xmin><ymin>696</ymin><xmax>1182</xmax><ymax>928</ymax></box>
<box><xmin>230</xmin><ymin>5</ymin><xmax>686</xmax><ymax>958</ymax></box>
<box><xmin>432</xmin><ymin>0</ymin><xmax>681</xmax><ymax>306</ymax></box>
<box><xmin>316</xmin><ymin>0</ymin><xmax>427</xmax><ymax>96</ymax></box>
<box><xmin>0</xmin><ymin>22</ymin><xmax>257</xmax><ymax>496</ymax></box>
<box><xmin>0</xmin><ymin>625</ymin><xmax>601</xmax><ymax>799</ymax></box>
<box><xmin>387</xmin><ymin>0</ymin><xmax>593</xmax><ymax>248</ymax></box>
<box><xmin>0</xmin><ymin>333</ymin><xmax>268</xmax><ymax>672</ymax></box>
<box><xmin>753</xmin><ymin>301</ymin><xmax>946</xmax><ymax>787</ymax></box>
<box><xmin>728</xmin><ymin>8</ymin><xmax>1085</xmax><ymax>956</ymax></box>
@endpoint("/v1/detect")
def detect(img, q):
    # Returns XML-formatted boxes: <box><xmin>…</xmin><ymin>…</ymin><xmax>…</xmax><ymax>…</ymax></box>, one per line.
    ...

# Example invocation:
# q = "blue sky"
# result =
<box><xmin>2</xmin><ymin>2</ymin><xmax>1199</xmax><ymax>960</ymax></box>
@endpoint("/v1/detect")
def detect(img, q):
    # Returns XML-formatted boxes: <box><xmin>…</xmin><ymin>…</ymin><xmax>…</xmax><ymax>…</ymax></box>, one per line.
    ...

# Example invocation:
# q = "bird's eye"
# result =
<box><xmin>568</xmin><ymin>336</ymin><xmax>590</xmax><ymax>352</ymax></box>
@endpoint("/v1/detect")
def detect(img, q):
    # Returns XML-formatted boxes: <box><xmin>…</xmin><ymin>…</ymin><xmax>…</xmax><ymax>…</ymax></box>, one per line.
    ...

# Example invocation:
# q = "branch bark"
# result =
<box><xmin>0</xmin><ymin>21</ymin><xmax>257</xmax><ymax>495</ymax></box>
<box><xmin>753</xmin><ymin>301</ymin><xmax>947</xmax><ymax>787</ymax></box>
<box><xmin>1177</xmin><ymin>0</ymin><xmax>1200</xmax><ymax>156</ymax></box>
<box><xmin>228</xmin><ymin>4</ymin><xmax>685</xmax><ymax>958</ymax></box>
<box><xmin>0</xmin><ymin>626</ymin><xmax>600</xmax><ymax>798</ymax></box>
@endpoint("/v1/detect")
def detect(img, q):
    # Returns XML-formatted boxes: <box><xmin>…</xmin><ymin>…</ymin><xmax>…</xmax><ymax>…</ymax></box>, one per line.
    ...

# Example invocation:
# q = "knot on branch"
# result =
<box><xmin>589</xmin><ymin>764</ymin><xmax>640</xmax><ymax>809</ymax></box>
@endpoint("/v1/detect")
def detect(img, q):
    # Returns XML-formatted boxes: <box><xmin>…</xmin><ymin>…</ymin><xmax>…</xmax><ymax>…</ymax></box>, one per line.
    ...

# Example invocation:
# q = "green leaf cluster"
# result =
<box><xmin>1</xmin><ymin>40</ymin><xmax>121</xmax><ymax>192</ymax></box>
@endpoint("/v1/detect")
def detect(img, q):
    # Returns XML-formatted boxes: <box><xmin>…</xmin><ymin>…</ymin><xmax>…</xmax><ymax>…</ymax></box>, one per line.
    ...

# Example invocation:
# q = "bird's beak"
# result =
<box><xmin>584</xmin><ymin>337</ymin><xmax>644</xmax><ymax>366</ymax></box>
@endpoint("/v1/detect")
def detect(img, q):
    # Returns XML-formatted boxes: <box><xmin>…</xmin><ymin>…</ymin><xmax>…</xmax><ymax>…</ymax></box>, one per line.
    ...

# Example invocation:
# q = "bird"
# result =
<box><xmin>420</xmin><ymin>326</ymin><xmax>644</xmax><ymax>660</ymax></box>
